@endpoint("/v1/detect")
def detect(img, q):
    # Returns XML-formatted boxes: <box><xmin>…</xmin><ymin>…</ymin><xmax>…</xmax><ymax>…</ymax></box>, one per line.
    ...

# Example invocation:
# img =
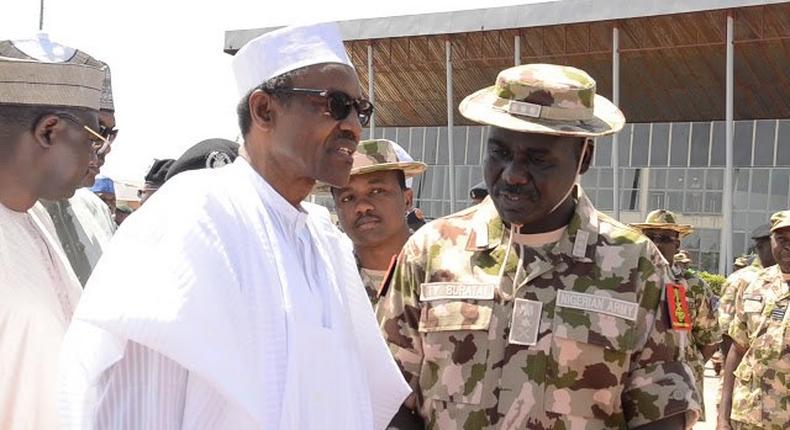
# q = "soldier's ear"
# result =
<box><xmin>403</xmin><ymin>188</ymin><xmax>414</xmax><ymax>211</ymax></box>
<box><xmin>579</xmin><ymin>138</ymin><xmax>594</xmax><ymax>174</ymax></box>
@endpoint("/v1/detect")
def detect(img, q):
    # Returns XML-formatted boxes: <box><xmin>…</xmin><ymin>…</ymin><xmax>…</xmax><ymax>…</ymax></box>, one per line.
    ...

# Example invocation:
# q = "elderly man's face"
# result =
<box><xmin>332</xmin><ymin>170</ymin><xmax>412</xmax><ymax>248</ymax></box>
<box><xmin>42</xmin><ymin>110</ymin><xmax>101</xmax><ymax>200</ymax></box>
<box><xmin>754</xmin><ymin>237</ymin><xmax>776</xmax><ymax>267</ymax></box>
<box><xmin>81</xmin><ymin>110</ymin><xmax>115</xmax><ymax>188</ymax></box>
<box><xmin>771</xmin><ymin>228</ymin><xmax>790</xmax><ymax>273</ymax></box>
<box><xmin>483</xmin><ymin>127</ymin><xmax>590</xmax><ymax>228</ymax></box>
<box><xmin>274</xmin><ymin>64</ymin><xmax>362</xmax><ymax>187</ymax></box>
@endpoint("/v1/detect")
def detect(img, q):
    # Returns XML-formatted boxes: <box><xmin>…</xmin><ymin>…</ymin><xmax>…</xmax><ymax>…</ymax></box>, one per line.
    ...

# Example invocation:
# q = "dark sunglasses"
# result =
<box><xmin>645</xmin><ymin>233</ymin><xmax>678</xmax><ymax>244</ymax></box>
<box><xmin>99</xmin><ymin>125</ymin><xmax>119</xmax><ymax>142</ymax></box>
<box><xmin>272</xmin><ymin>87</ymin><xmax>374</xmax><ymax>126</ymax></box>
<box><xmin>55</xmin><ymin>113</ymin><xmax>112</xmax><ymax>156</ymax></box>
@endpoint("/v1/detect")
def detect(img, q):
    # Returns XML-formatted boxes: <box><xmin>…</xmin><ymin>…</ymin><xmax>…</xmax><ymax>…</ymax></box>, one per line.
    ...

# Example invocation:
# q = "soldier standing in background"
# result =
<box><xmin>377</xmin><ymin>63</ymin><xmax>701</xmax><ymax>429</ymax></box>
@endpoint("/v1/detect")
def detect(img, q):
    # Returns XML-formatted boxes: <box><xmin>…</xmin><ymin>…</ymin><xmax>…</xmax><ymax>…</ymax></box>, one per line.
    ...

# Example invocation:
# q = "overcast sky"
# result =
<box><xmin>2</xmin><ymin>0</ymin><xmax>548</xmax><ymax>183</ymax></box>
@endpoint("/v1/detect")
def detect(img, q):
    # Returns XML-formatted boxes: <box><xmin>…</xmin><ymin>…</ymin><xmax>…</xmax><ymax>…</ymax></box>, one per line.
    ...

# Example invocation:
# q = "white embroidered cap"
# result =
<box><xmin>232</xmin><ymin>22</ymin><xmax>352</xmax><ymax>97</ymax></box>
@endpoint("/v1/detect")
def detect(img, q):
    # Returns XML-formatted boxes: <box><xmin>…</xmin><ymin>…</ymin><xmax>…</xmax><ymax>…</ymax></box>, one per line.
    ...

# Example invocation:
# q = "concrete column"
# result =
<box><xmin>446</xmin><ymin>39</ymin><xmax>456</xmax><ymax>213</ymax></box>
<box><xmin>720</xmin><ymin>13</ymin><xmax>735</xmax><ymax>275</ymax></box>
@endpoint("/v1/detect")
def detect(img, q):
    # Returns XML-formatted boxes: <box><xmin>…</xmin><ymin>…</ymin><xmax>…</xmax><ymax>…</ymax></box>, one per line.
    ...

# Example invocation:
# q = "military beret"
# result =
<box><xmin>165</xmin><ymin>138</ymin><xmax>239</xmax><ymax>182</ymax></box>
<box><xmin>144</xmin><ymin>159</ymin><xmax>175</xmax><ymax>187</ymax></box>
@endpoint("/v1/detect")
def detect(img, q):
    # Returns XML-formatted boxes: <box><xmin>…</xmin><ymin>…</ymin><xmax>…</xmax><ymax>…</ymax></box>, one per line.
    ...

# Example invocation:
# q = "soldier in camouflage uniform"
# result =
<box><xmin>673</xmin><ymin>250</ymin><xmax>692</xmax><ymax>273</ymax></box>
<box><xmin>377</xmin><ymin>64</ymin><xmax>701</xmax><ymax>429</ymax></box>
<box><xmin>718</xmin><ymin>224</ymin><xmax>776</xmax><ymax>358</ymax></box>
<box><xmin>718</xmin><ymin>211</ymin><xmax>790</xmax><ymax>430</ymax></box>
<box><xmin>331</xmin><ymin>139</ymin><xmax>426</xmax><ymax>305</ymax></box>
<box><xmin>631</xmin><ymin>210</ymin><xmax>722</xmax><ymax>421</ymax></box>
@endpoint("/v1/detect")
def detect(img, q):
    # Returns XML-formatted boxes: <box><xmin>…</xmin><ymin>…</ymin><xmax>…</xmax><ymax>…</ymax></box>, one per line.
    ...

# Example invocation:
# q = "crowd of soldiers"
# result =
<box><xmin>1</xmin><ymin>21</ymin><xmax>787</xmax><ymax>430</ymax></box>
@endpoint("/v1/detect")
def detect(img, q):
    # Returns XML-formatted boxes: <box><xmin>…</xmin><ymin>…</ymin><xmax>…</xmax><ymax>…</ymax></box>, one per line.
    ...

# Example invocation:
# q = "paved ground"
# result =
<box><xmin>694</xmin><ymin>365</ymin><xmax>721</xmax><ymax>430</ymax></box>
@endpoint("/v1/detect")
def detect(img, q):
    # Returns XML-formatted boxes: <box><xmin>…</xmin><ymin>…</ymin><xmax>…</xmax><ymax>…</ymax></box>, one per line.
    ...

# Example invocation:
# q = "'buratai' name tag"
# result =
<box><xmin>556</xmin><ymin>290</ymin><xmax>639</xmax><ymax>321</ymax></box>
<box><xmin>420</xmin><ymin>283</ymin><xmax>496</xmax><ymax>301</ymax></box>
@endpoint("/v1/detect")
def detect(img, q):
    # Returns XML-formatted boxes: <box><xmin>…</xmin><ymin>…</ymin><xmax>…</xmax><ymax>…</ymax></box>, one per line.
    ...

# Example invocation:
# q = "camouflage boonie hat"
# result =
<box><xmin>673</xmin><ymin>250</ymin><xmax>692</xmax><ymax>264</ymax></box>
<box><xmin>769</xmin><ymin>210</ymin><xmax>790</xmax><ymax>233</ymax></box>
<box><xmin>733</xmin><ymin>255</ymin><xmax>750</xmax><ymax>268</ymax></box>
<box><xmin>349</xmin><ymin>139</ymin><xmax>427</xmax><ymax>178</ymax></box>
<box><xmin>751</xmin><ymin>223</ymin><xmax>771</xmax><ymax>239</ymax></box>
<box><xmin>459</xmin><ymin>63</ymin><xmax>625</xmax><ymax>137</ymax></box>
<box><xmin>630</xmin><ymin>209</ymin><xmax>693</xmax><ymax>237</ymax></box>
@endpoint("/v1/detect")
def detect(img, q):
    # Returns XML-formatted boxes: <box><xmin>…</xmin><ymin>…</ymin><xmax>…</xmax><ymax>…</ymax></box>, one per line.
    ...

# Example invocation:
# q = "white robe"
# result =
<box><xmin>58</xmin><ymin>158</ymin><xmax>410</xmax><ymax>429</ymax></box>
<box><xmin>0</xmin><ymin>202</ymin><xmax>82</xmax><ymax>429</ymax></box>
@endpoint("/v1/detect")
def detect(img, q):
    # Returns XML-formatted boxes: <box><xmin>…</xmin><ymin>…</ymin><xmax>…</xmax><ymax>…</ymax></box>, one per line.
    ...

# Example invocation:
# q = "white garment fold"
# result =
<box><xmin>59</xmin><ymin>158</ymin><xmax>410</xmax><ymax>429</ymax></box>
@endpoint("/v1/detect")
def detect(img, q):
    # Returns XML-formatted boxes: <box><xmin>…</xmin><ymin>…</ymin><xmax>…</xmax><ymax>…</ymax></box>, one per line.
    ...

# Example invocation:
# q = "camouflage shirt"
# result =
<box><xmin>359</xmin><ymin>267</ymin><xmax>386</xmax><ymax>306</ymax></box>
<box><xmin>719</xmin><ymin>262</ymin><xmax>763</xmax><ymax>336</ymax></box>
<box><xmin>377</xmin><ymin>190</ymin><xmax>701</xmax><ymax>429</ymax></box>
<box><xmin>729</xmin><ymin>265</ymin><xmax>790</xmax><ymax>429</ymax></box>
<box><xmin>674</xmin><ymin>266</ymin><xmax>721</xmax><ymax>419</ymax></box>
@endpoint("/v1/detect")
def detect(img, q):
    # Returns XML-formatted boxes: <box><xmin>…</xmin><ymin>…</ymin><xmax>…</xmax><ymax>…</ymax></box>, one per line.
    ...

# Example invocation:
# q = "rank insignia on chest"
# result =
<box><xmin>771</xmin><ymin>307</ymin><xmax>786</xmax><ymax>321</ymax></box>
<box><xmin>666</xmin><ymin>283</ymin><xmax>691</xmax><ymax>331</ymax></box>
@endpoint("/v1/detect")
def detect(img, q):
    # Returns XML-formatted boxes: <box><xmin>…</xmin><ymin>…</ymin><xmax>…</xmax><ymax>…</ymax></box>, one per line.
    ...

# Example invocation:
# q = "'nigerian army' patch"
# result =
<box><xmin>420</xmin><ymin>282</ymin><xmax>496</xmax><ymax>301</ymax></box>
<box><xmin>555</xmin><ymin>290</ymin><xmax>638</xmax><ymax>321</ymax></box>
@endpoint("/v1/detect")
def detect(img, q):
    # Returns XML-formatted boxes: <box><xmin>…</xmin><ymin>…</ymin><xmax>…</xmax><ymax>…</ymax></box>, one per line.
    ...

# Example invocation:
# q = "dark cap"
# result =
<box><xmin>470</xmin><ymin>181</ymin><xmax>488</xmax><ymax>200</ymax></box>
<box><xmin>751</xmin><ymin>223</ymin><xmax>771</xmax><ymax>240</ymax></box>
<box><xmin>144</xmin><ymin>159</ymin><xmax>175</xmax><ymax>187</ymax></box>
<box><xmin>165</xmin><ymin>138</ymin><xmax>239</xmax><ymax>182</ymax></box>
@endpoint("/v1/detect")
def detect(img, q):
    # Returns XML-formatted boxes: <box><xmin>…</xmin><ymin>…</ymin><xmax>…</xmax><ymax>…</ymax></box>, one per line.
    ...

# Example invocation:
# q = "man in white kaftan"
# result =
<box><xmin>0</xmin><ymin>57</ymin><xmax>106</xmax><ymax>429</ymax></box>
<box><xmin>58</xmin><ymin>22</ymin><xmax>410</xmax><ymax>430</ymax></box>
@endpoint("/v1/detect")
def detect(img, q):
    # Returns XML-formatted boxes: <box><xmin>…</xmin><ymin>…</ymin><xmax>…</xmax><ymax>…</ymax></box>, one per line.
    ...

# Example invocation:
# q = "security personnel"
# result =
<box><xmin>377</xmin><ymin>64</ymin><xmax>701</xmax><ymax>429</ymax></box>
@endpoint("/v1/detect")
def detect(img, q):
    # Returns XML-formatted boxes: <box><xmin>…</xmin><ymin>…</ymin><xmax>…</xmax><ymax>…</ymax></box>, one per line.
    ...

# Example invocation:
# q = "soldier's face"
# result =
<box><xmin>271</xmin><ymin>64</ymin><xmax>363</xmax><ymax>188</ymax></box>
<box><xmin>770</xmin><ymin>228</ymin><xmax>790</xmax><ymax>273</ymax></box>
<box><xmin>483</xmin><ymin>127</ymin><xmax>591</xmax><ymax>228</ymax></box>
<box><xmin>333</xmin><ymin>170</ymin><xmax>413</xmax><ymax>248</ymax></box>
<box><xmin>643</xmin><ymin>229</ymin><xmax>680</xmax><ymax>263</ymax></box>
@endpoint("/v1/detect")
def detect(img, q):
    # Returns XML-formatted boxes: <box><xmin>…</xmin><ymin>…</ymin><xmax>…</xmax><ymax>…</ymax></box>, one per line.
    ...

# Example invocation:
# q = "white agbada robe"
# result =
<box><xmin>0</xmin><ymin>201</ymin><xmax>82</xmax><ymax>429</ymax></box>
<box><xmin>58</xmin><ymin>158</ymin><xmax>410</xmax><ymax>429</ymax></box>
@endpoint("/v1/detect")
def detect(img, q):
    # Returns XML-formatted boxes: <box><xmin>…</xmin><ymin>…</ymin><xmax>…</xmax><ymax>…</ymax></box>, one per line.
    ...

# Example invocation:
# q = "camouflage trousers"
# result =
<box><xmin>732</xmin><ymin>421</ymin><xmax>776</xmax><ymax>430</ymax></box>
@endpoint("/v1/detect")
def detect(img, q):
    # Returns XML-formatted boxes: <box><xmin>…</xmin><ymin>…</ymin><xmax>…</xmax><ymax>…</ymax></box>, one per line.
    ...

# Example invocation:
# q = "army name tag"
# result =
<box><xmin>420</xmin><ymin>282</ymin><xmax>496</xmax><ymax>301</ymax></box>
<box><xmin>556</xmin><ymin>290</ymin><xmax>639</xmax><ymax>321</ymax></box>
<box><xmin>509</xmin><ymin>298</ymin><xmax>543</xmax><ymax>346</ymax></box>
<box><xmin>743</xmin><ymin>298</ymin><xmax>763</xmax><ymax>313</ymax></box>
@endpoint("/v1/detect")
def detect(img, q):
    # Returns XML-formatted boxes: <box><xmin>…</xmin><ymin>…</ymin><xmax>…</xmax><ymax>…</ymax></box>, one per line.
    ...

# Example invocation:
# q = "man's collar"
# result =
<box><xmin>465</xmin><ymin>186</ymin><xmax>599</xmax><ymax>263</ymax></box>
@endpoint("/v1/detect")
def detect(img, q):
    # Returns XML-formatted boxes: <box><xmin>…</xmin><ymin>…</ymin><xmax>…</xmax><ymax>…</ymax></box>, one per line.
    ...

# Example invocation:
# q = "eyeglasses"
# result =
<box><xmin>271</xmin><ymin>87</ymin><xmax>374</xmax><ymax>126</ymax></box>
<box><xmin>55</xmin><ymin>113</ymin><xmax>112</xmax><ymax>156</ymax></box>
<box><xmin>99</xmin><ymin>125</ymin><xmax>119</xmax><ymax>142</ymax></box>
<box><xmin>644</xmin><ymin>233</ymin><xmax>678</xmax><ymax>244</ymax></box>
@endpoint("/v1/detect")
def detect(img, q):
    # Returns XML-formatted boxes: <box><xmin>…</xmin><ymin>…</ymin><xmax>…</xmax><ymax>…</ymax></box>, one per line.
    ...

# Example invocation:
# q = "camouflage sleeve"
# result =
<box><xmin>718</xmin><ymin>275</ymin><xmax>741</xmax><ymax>335</ymax></box>
<box><xmin>727</xmin><ymin>281</ymin><xmax>751</xmax><ymax>350</ymax></box>
<box><xmin>621</xmin><ymin>253</ymin><xmax>702</xmax><ymax>428</ymax></box>
<box><xmin>689</xmin><ymin>277</ymin><xmax>722</xmax><ymax>348</ymax></box>
<box><xmin>375</xmin><ymin>237</ymin><xmax>425</xmax><ymax>403</ymax></box>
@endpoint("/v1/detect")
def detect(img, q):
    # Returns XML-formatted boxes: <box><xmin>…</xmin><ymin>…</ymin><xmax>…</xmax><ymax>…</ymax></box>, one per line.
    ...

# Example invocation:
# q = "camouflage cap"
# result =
<box><xmin>751</xmin><ymin>223</ymin><xmax>771</xmax><ymax>240</ymax></box>
<box><xmin>733</xmin><ymin>255</ymin><xmax>750</xmax><ymax>268</ymax></box>
<box><xmin>769</xmin><ymin>210</ymin><xmax>790</xmax><ymax>233</ymax></box>
<box><xmin>348</xmin><ymin>139</ymin><xmax>427</xmax><ymax>177</ymax></box>
<box><xmin>673</xmin><ymin>251</ymin><xmax>692</xmax><ymax>264</ymax></box>
<box><xmin>459</xmin><ymin>63</ymin><xmax>625</xmax><ymax>137</ymax></box>
<box><xmin>629</xmin><ymin>209</ymin><xmax>693</xmax><ymax>237</ymax></box>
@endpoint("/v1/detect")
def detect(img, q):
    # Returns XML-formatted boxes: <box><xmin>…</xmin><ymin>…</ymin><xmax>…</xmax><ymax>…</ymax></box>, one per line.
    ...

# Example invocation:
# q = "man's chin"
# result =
<box><xmin>81</xmin><ymin>171</ymin><xmax>99</xmax><ymax>188</ymax></box>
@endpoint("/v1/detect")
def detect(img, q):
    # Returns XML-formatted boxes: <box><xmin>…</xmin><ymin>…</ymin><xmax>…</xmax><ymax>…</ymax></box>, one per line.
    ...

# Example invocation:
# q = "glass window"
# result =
<box><xmin>395</xmin><ymin>127</ymin><xmax>411</xmax><ymax>146</ymax></box>
<box><xmin>699</xmin><ymin>252</ymin><xmax>719</xmax><ymax>273</ymax></box>
<box><xmin>670</xmin><ymin>123</ymin><xmax>690</xmax><ymax>167</ymax></box>
<box><xmin>686</xmin><ymin>169</ymin><xmax>704</xmax><ymax>190</ymax></box>
<box><xmin>733</xmin><ymin>232</ymin><xmax>746</xmax><ymax>258</ymax></box>
<box><xmin>453</xmin><ymin>126</ymin><xmax>467</xmax><ymax>165</ymax></box>
<box><xmin>650</xmin><ymin>123</ymin><xmax>669</xmax><ymax>167</ymax></box>
<box><xmin>621</xmin><ymin>190</ymin><xmax>640</xmax><ymax>211</ymax></box>
<box><xmin>689</xmin><ymin>122</ymin><xmax>711</xmax><ymax>167</ymax></box>
<box><xmin>704</xmin><ymin>192</ymin><xmax>722</xmax><ymax>213</ymax></box>
<box><xmin>778</xmin><ymin>120</ymin><xmax>790</xmax><ymax>166</ymax></box>
<box><xmin>682</xmin><ymin>233</ymin><xmax>700</xmax><ymax>251</ymax></box>
<box><xmin>650</xmin><ymin>168</ymin><xmax>667</xmax><ymax>189</ymax></box>
<box><xmin>437</xmin><ymin>128</ymin><xmax>449</xmax><ymax>164</ymax></box>
<box><xmin>648</xmin><ymin>191</ymin><xmax>665</xmax><ymax>211</ymax></box>
<box><xmin>733</xmin><ymin>169</ymin><xmax>750</xmax><ymax>210</ymax></box>
<box><xmin>667</xmin><ymin>191</ymin><xmax>684</xmax><ymax>212</ymax></box>
<box><xmin>734</xmin><ymin>211</ymin><xmax>749</xmax><ymax>231</ymax></box>
<box><xmin>749</xmin><ymin>169</ymin><xmax>769</xmax><ymax>210</ymax></box>
<box><xmin>423</xmin><ymin>127</ymin><xmax>439</xmax><ymax>164</ymax></box>
<box><xmin>734</xmin><ymin>121</ymin><xmax>754</xmax><ymax>167</ymax></box>
<box><xmin>685</xmin><ymin>191</ymin><xmax>703</xmax><ymax>213</ymax></box>
<box><xmin>618</xmin><ymin>124</ymin><xmax>632</xmax><ymax>167</ymax></box>
<box><xmin>706</xmin><ymin>169</ymin><xmax>724</xmax><ymax>190</ymax></box>
<box><xmin>596</xmin><ymin>190</ymin><xmax>613</xmax><ymax>211</ymax></box>
<box><xmin>753</xmin><ymin>120</ymin><xmax>776</xmax><ymax>167</ymax></box>
<box><xmin>383</xmin><ymin>127</ymin><xmax>397</xmax><ymax>140</ymax></box>
<box><xmin>599</xmin><ymin>169</ymin><xmax>614</xmax><ymax>188</ymax></box>
<box><xmin>581</xmin><ymin>169</ymin><xmax>597</xmax><ymax>189</ymax></box>
<box><xmin>361</xmin><ymin>128</ymin><xmax>371</xmax><ymax>140</ymax></box>
<box><xmin>631</xmin><ymin>124</ymin><xmax>650</xmax><ymax>166</ymax></box>
<box><xmin>466</xmin><ymin>127</ymin><xmax>482</xmax><ymax>165</ymax></box>
<box><xmin>595</xmin><ymin>135</ymin><xmax>612</xmax><ymax>167</ymax></box>
<box><xmin>621</xmin><ymin>169</ymin><xmax>637</xmax><ymax>188</ymax></box>
<box><xmin>711</xmin><ymin>122</ymin><xmax>725</xmax><ymax>166</ymax></box>
<box><xmin>667</xmin><ymin>170</ymin><xmax>685</xmax><ymax>190</ymax></box>
<box><xmin>410</xmin><ymin>128</ymin><xmax>426</xmax><ymax>162</ymax></box>
<box><xmin>770</xmin><ymin>169</ymin><xmax>790</xmax><ymax>211</ymax></box>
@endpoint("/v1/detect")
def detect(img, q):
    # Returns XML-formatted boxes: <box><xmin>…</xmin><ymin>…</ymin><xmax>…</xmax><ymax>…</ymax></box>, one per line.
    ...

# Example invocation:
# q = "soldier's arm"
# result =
<box><xmin>376</xmin><ymin>241</ymin><xmax>426</xmax><ymax>412</ymax></box>
<box><xmin>717</xmin><ymin>283</ymin><xmax>751</xmax><ymax>430</ymax></box>
<box><xmin>717</xmin><ymin>276</ymin><xmax>741</xmax><ymax>357</ymax></box>
<box><xmin>692</xmin><ymin>278</ymin><xmax>721</xmax><ymax>362</ymax></box>
<box><xmin>621</xmin><ymin>256</ymin><xmax>702</xmax><ymax>429</ymax></box>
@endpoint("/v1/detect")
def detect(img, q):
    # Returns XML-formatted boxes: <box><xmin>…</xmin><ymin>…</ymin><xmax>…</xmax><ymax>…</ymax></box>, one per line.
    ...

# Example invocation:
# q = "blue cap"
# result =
<box><xmin>90</xmin><ymin>176</ymin><xmax>115</xmax><ymax>194</ymax></box>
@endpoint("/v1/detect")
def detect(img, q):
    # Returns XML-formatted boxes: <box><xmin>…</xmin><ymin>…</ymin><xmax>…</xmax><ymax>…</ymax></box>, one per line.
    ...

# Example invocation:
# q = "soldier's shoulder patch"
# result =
<box><xmin>377</xmin><ymin>254</ymin><xmax>399</xmax><ymax>299</ymax></box>
<box><xmin>666</xmin><ymin>282</ymin><xmax>692</xmax><ymax>331</ymax></box>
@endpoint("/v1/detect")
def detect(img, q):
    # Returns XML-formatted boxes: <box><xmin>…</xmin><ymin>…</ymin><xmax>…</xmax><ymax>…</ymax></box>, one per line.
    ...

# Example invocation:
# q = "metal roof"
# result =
<box><xmin>224</xmin><ymin>0</ymin><xmax>787</xmax><ymax>52</ymax></box>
